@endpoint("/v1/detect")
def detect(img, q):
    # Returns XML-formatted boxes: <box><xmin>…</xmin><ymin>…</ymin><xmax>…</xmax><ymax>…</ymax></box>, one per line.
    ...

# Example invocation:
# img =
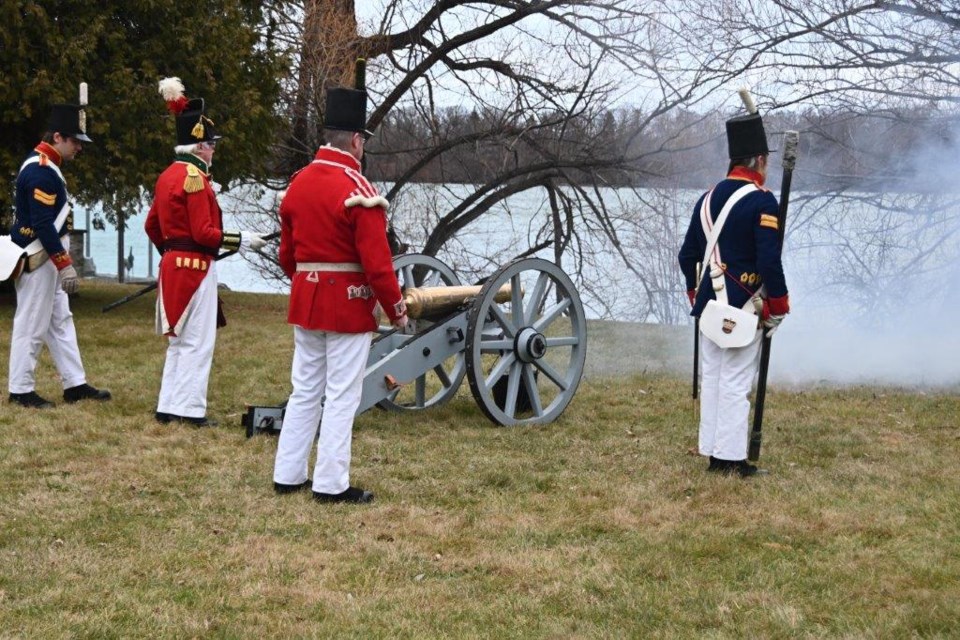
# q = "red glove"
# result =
<box><xmin>686</xmin><ymin>289</ymin><xmax>696</xmax><ymax>306</ymax></box>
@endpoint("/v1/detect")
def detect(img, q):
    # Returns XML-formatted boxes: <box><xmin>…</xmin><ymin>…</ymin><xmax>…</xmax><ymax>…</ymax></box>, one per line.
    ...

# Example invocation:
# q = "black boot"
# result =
<box><xmin>708</xmin><ymin>457</ymin><xmax>762</xmax><ymax>478</ymax></box>
<box><xmin>274</xmin><ymin>480</ymin><xmax>312</xmax><ymax>494</ymax></box>
<box><xmin>9</xmin><ymin>391</ymin><xmax>55</xmax><ymax>409</ymax></box>
<box><xmin>734</xmin><ymin>460</ymin><xmax>761</xmax><ymax>477</ymax></box>
<box><xmin>313</xmin><ymin>486</ymin><xmax>374</xmax><ymax>504</ymax></box>
<box><xmin>707</xmin><ymin>456</ymin><xmax>725</xmax><ymax>472</ymax></box>
<box><xmin>63</xmin><ymin>384</ymin><xmax>112</xmax><ymax>403</ymax></box>
<box><xmin>155</xmin><ymin>412</ymin><xmax>217</xmax><ymax>427</ymax></box>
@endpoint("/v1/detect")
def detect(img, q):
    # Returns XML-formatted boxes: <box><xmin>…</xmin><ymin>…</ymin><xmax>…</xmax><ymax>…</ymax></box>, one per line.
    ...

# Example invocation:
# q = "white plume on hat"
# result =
<box><xmin>158</xmin><ymin>77</ymin><xmax>189</xmax><ymax>114</ymax></box>
<box><xmin>158</xmin><ymin>77</ymin><xmax>185</xmax><ymax>101</ymax></box>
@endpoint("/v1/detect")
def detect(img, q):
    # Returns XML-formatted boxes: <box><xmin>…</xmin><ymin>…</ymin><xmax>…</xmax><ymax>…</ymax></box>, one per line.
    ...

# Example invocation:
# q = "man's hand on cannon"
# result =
<box><xmin>392</xmin><ymin>313</ymin><xmax>408</xmax><ymax>331</ymax></box>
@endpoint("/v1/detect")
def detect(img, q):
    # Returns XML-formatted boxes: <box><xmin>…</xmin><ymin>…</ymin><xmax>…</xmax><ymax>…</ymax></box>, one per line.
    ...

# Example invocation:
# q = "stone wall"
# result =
<box><xmin>68</xmin><ymin>230</ymin><xmax>97</xmax><ymax>276</ymax></box>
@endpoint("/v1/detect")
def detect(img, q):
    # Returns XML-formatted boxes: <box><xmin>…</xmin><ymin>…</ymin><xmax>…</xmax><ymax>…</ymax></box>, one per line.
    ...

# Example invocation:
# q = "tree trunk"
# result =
<box><xmin>287</xmin><ymin>0</ymin><xmax>360</xmax><ymax>172</ymax></box>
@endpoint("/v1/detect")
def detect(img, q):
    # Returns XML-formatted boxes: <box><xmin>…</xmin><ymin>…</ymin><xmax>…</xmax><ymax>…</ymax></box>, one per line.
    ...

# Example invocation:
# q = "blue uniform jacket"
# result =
<box><xmin>11</xmin><ymin>146</ymin><xmax>71</xmax><ymax>263</ymax></box>
<box><xmin>678</xmin><ymin>167</ymin><xmax>788</xmax><ymax>318</ymax></box>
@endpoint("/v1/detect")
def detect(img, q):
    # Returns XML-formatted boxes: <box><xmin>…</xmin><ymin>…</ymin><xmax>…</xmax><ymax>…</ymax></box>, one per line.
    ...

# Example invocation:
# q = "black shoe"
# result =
<box><xmin>313</xmin><ymin>486</ymin><xmax>374</xmax><ymax>504</ymax></box>
<box><xmin>156</xmin><ymin>412</ymin><xmax>217</xmax><ymax>427</ymax></box>
<box><xmin>734</xmin><ymin>460</ymin><xmax>762</xmax><ymax>478</ymax></box>
<box><xmin>274</xmin><ymin>480</ymin><xmax>312</xmax><ymax>494</ymax></box>
<box><xmin>708</xmin><ymin>457</ymin><xmax>762</xmax><ymax>478</ymax></box>
<box><xmin>9</xmin><ymin>391</ymin><xmax>55</xmax><ymax>409</ymax></box>
<box><xmin>63</xmin><ymin>384</ymin><xmax>111</xmax><ymax>403</ymax></box>
<box><xmin>707</xmin><ymin>456</ymin><xmax>727</xmax><ymax>472</ymax></box>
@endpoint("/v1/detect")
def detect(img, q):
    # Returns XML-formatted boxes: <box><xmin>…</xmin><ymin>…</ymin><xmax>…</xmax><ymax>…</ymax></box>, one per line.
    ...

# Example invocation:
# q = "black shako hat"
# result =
<box><xmin>47</xmin><ymin>104</ymin><xmax>92</xmax><ymax>143</ymax></box>
<box><xmin>725</xmin><ymin>113</ymin><xmax>772</xmax><ymax>160</ymax></box>
<box><xmin>177</xmin><ymin>98</ymin><xmax>223</xmax><ymax>145</ymax></box>
<box><xmin>175</xmin><ymin>98</ymin><xmax>221</xmax><ymax>146</ymax></box>
<box><xmin>324</xmin><ymin>88</ymin><xmax>373</xmax><ymax>138</ymax></box>
<box><xmin>158</xmin><ymin>77</ymin><xmax>221</xmax><ymax>146</ymax></box>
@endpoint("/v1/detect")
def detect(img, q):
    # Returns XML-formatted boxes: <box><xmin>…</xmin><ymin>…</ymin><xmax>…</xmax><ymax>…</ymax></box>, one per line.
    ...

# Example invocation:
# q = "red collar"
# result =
<box><xmin>35</xmin><ymin>142</ymin><xmax>62</xmax><ymax>166</ymax></box>
<box><xmin>727</xmin><ymin>165</ymin><xmax>765</xmax><ymax>187</ymax></box>
<box><xmin>313</xmin><ymin>145</ymin><xmax>361</xmax><ymax>170</ymax></box>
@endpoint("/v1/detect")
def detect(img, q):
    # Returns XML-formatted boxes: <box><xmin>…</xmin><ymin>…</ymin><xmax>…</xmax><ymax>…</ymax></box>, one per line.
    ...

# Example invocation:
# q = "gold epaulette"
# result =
<box><xmin>184</xmin><ymin>164</ymin><xmax>205</xmax><ymax>194</ymax></box>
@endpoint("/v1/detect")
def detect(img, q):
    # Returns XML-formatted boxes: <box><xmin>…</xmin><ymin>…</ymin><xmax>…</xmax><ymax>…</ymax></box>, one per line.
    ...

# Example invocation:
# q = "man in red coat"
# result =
<box><xmin>273</xmin><ymin>86</ymin><xmax>407</xmax><ymax>504</ymax></box>
<box><xmin>145</xmin><ymin>78</ymin><xmax>266</xmax><ymax>426</ymax></box>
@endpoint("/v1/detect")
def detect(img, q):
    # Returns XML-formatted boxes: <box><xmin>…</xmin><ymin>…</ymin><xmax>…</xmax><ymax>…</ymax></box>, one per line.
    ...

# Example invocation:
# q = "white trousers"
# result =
<box><xmin>698</xmin><ymin>335</ymin><xmax>762</xmax><ymax>461</ymax></box>
<box><xmin>155</xmin><ymin>265</ymin><xmax>218</xmax><ymax>418</ymax></box>
<box><xmin>8</xmin><ymin>247</ymin><xmax>86</xmax><ymax>394</ymax></box>
<box><xmin>273</xmin><ymin>327</ymin><xmax>371</xmax><ymax>494</ymax></box>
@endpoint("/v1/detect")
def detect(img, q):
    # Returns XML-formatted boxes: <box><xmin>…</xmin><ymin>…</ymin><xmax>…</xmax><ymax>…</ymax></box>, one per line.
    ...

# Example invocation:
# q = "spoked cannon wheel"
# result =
<box><xmin>376</xmin><ymin>254</ymin><xmax>467</xmax><ymax>411</ymax></box>
<box><xmin>464</xmin><ymin>258</ymin><xmax>587</xmax><ymax>426</ymax></box>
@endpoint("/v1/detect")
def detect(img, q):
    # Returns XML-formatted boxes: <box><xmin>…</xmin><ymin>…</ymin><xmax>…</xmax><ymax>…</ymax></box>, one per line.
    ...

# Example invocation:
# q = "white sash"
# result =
<box><xmin>695</xmin><ymin>183</ymin><xmax>762</xmax><ymax>349</ymax></box>
<box><xmin>697</xmin><ymin>183</ymin><xmax>756</xmax><ymax>304</ymax></box>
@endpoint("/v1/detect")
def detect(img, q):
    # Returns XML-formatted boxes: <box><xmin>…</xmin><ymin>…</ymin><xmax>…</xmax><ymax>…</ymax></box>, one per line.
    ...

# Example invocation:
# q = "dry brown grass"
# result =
<box><xmin>1</xmin><ymin>281</ymin><xmax>958</xmax><ymax>638</ymax></box>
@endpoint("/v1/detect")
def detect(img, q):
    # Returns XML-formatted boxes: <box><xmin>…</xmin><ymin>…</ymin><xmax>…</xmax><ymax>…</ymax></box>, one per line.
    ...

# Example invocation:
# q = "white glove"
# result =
<box><xmin>59</xmin><ymin>265</ymin><xmax>80</xmax><ymax>294</ymax></box>
<box><xmin>241</xmin><ymin>232</ymin><xmax>267</xmax><ymax>252</ymax></box>
<box><xmin>392</xmin><ymin>313</ymin><xmax>408</xmax><ymax>330</ymax></box>
<box><xmin>763</xmin><ymin>313</ymin><xmax>786</xmax><ymax>336</ymax></box>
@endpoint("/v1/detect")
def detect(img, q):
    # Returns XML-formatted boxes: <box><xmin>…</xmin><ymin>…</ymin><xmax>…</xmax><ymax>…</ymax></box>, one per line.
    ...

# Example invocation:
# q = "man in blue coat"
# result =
<box><xmin>678</xmin><ymin>112</ymin><xmax>790</xmax><ymax>477</ymax></box>
<box><xmin>6</xmin><ymin>103</ymin><xmax>110</xmax><ymax>409</ymax></box>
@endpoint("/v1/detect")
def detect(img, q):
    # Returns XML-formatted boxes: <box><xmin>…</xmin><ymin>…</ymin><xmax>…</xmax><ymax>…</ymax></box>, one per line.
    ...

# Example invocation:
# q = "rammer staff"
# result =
<box><xmin>101</xmin><ymin>231</ymin><xmax>279</xmax><ymax>313</ymax></box>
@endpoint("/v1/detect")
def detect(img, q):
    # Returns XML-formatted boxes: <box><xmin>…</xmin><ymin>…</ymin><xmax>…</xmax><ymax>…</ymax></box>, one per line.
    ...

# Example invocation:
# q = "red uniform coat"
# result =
<box><xmin>279</xmin><ymin>146</ymin><xmax>404</xmax><ymax>333</ymax></box>
<box><xmin>145</xmin><ymin>157</ymin><xmax>224</xmax><ymax>336</ymax></box>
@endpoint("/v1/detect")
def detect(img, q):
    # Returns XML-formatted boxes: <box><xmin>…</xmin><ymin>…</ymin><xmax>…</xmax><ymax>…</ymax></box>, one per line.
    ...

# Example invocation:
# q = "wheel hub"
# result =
<box><xmin>515</xmin><ymin>327</ymin><xmax>547</xmax><ymax>363</ymax></box>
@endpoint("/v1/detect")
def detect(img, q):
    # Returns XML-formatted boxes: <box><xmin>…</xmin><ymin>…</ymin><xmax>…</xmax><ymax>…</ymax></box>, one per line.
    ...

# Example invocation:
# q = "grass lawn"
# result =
<box><xmin>1</xmin><ymin>281</ymin><xmax>958</xmax><ymax>638</ymax></box>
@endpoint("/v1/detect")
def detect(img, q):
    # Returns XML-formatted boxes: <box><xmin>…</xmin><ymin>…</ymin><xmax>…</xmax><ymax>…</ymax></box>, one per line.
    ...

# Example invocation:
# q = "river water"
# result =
<box><xmin>78</xmin><ymin>183</ymin><xmax>960</xmax><ymax>386</ymax></box>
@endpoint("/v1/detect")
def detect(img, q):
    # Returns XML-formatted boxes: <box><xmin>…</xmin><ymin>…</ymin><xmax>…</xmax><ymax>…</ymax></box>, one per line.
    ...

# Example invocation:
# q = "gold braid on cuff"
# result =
<box><xmin>221</xmin><ymin>231</ymin><xmax>241</xmax><ymax>252</ymax></box>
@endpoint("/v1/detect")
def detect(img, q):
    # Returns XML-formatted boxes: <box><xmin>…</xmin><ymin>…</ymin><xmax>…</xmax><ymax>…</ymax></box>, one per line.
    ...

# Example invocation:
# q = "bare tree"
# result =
<box><xmin>236</xmin><ymin>1</ymin><xmax>762</xmax><ymax>302</ymax></box>
<box><xmin>234</xmin><ymin>1</ymin><xmax>960</xmax><ymax>326</ymax></box>
<box><xmin>644</xmin><ymin>1</ymin><xmax>960</xmax><ymax>323</ymax></box>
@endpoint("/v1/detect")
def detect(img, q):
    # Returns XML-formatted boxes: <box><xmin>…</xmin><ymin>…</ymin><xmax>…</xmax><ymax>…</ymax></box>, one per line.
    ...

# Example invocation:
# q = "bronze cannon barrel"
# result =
<box><xmin>403</xmin><ymin>283</ymin><xmax>515</xmax><ymax>319</ymax></box>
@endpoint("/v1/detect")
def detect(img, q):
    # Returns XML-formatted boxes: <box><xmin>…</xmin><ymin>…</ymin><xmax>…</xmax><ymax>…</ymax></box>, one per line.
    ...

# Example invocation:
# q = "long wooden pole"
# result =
<box><xmin>101</xmin><ymin>231</ymin><xmax>279</xmax><ymax>313</ymax></box>
<box><xmin>748</xmin><ymin>131</ymin><xmax>799</xmax><ymax>461</ymax></box>
<box><xmin>692</xmin><ymin>262</ymin><xmax>701</xmax><ymax>415</ymax></box>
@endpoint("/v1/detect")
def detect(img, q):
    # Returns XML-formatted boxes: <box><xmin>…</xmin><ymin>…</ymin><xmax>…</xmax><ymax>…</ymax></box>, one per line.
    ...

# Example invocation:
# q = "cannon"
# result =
<box><xmin>243</xmin><ymin>254</ymin><xmax>587</xmax><ymax>434</ymax></box>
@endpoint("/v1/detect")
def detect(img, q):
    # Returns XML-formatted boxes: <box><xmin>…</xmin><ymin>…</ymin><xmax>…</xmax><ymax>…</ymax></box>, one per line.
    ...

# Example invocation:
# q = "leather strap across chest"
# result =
<box><xmin>696</xmin><ymin>183</ymin><xmax>757</xmax><ymax>305</ymax></box>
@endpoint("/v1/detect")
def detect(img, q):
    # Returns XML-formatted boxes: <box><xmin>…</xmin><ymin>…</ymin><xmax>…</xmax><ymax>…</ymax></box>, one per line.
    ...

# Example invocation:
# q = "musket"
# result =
<box><xmin>748</xmin><ymin>130</ymin><xmax>799</xmax><ymax>461</ymax></box>
<box><xmin>355</xmin><ymin>57</ymin><xmax>365</xmax><ymax>91</ymax></box>
<box><xmin>101</xmin><ymin>231</ymin><xmax>279</xmax><ymax>313</ymax></box>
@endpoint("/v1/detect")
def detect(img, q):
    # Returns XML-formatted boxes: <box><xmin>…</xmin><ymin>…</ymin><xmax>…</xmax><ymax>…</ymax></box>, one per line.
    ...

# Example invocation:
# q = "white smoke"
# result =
<box><xmin>768</xmin><ymin>128</ymin><xmax>960</xmax><ymax>388</ymax></box>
